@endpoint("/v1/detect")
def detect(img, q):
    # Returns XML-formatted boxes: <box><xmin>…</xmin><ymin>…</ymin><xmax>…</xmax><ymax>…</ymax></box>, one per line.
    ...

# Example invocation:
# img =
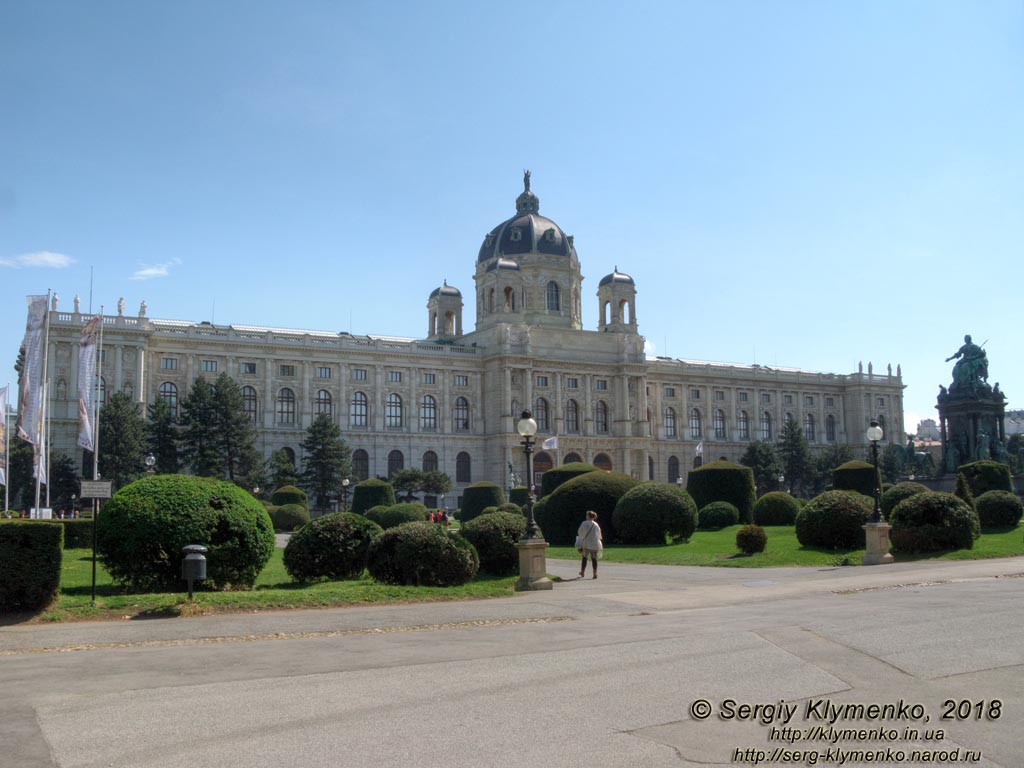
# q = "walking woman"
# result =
<box><xmin>576</xmin><ymin>510</ymin><xmax>602</xmax><ymax>579</ymax></box>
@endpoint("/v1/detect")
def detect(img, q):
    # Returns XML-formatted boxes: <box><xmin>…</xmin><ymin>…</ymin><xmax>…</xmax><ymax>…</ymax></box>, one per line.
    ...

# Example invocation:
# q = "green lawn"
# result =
<box><xmin>547</xmin><ymin>523</ymin><xmax>1024</xmax><ymax>568</ymax></box>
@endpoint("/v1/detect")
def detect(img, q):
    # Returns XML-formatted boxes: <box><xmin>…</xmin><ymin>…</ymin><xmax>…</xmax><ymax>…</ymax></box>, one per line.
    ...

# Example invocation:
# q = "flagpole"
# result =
<box><xmin>91</xmin><ymin>308</ymin><xmax>104</xmax><ymax>606</ymax></box>
<box><xmin>3</xmin><ymin>394</ymin><xmax>9</xmax><ymax>514</ymax></box>
<box><xmin>45</xmin><ymin>378</ymin><xmax>51</xmax><ymax>508</ymax></box>
<box><xmin>33</xmin><ymin>290</ymin><xmax>52</xmax><ymax>517</ymax></box>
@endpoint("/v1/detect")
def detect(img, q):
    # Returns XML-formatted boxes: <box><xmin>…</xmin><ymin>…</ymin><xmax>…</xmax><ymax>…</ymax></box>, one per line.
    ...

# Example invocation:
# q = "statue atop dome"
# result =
<box><xmin>523</xmin><ymin>169</ymin><xmax>531</xmax><ymax>192</ymax></box>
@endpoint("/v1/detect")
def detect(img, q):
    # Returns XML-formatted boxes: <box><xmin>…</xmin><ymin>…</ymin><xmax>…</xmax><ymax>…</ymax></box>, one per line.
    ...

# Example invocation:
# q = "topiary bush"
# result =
<box><xmin>974</xmin><ymin>490</ymin><xmax>1024</xmax><ymax>528</ymax></box>
<box><xmin>379</xmin><ymin>502</ymin><xmax>429</xmax><ymax>529</ymax></box>
<box><xmin>351</xmin><ymin>479</ymin><xmax>396</xmax><ymax>514</ymax></box>
<box><xmin>367</xmin><ymin>522</ymin><xmax>479</xmax><ymax>586</ymax></box>
<box><xmin>736</xmin><ymin>525</ymin><xmax>767</xmax><ymax>554</ymax></box>
<box><xmin>889</xmin><ymin>491</ymin><xmax>979</xmax><ymax>552</ymax></box>
<box><xmin>271</xmin><ymin>485</ymin><xmax>308</xmax><ymax>508</ymax></box>
<box><xmin>0</xmin><ymin>521</ymin><xmax>63</xmax><ymax>612</ymax></box>
<box><xmin>283</xmin><ymin>512</ymin><xmax>382</xmax><ymax>582</ymax></box>
<box><xmin>540</xmin><ymin>462</ymin><xmax>599</xmax><ymax>497</ymax></box>
<box><xmin>881</xmin><ymin>482</ymin><xmax>929</xmax><ymax>518</ymax></box>
<box><xmin>954</xmin><ymin>471</ymin><xmax>975</xmax><ymax>510</ymax></box>
<box><xmin>364</xmin><ymin>505</ymin><xmax>389</xmax><ymax>526</ymax></box>
<box><xmin>612</xmin><ymin>482</ymin><xmax>698</xmax><ymax>544</ymax></box>
<box><xmin>270</xmin><ymin>503</ymin><xmax>310</xmax><ymax>532</ymax></box>
<box><xmin>795</xmin><ymin>490</ymin><xmax>872</xmax><ymax>550</ymax></box>
<box><xmin>459</xmin><ymin>481</ymin><xmax>505</xmax><ymax>523</ymax></box>
<box><xmin>958</xmin><ymin>460</ymin><xmax>1013</xmax><ymax>497</ymax></box>
<box><xmin>535</xmin><ymin>470</ymin><xmax>641</xmax><ymax>544</ymax></box>
<box><xmin>459</xmin><ymin>511</ymin><xmax>526</xmax><ymax>576</ymax></box>
<box><xmin>832</xmin><ymin>461</ymin><xmax>879</xmax><ymax>497</ymax></box>
<box><xmin>753</xmin><ymin>492</ymin><xmax>799</xmax><ymax>526</ymax></box>
<box><xmin>686</xmin><ymin>460</ymin><xmax>755</xmax><ymax>523</ymax></box>
<box><xmin>96</xmin><ymin>474</ymin><xmax>275</xmax><ymax>591</ymax></box>
<box><xmin>698</xmin><ymin>501</ymin><xmax>740</xmax><ymax>530</ymax></box>
<box><xmin>509</xmin><ymin>486</ymin><xmax>530</xmax><ymax>507</ymax></box>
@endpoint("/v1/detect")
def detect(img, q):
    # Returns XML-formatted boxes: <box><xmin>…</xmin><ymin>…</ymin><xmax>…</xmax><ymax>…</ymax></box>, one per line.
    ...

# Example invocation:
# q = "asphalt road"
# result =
<box><xmin>2</xmin><ymin>555</ymin><xmax>1022</xmax><ymax>768</ymax></box>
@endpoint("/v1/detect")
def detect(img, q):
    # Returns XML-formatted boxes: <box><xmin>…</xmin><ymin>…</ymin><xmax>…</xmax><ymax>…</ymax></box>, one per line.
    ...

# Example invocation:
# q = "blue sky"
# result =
<box><xmin>2</xmin><ymin>1</ymin><xmax>1021</xmax><ymax>436</ymax></box>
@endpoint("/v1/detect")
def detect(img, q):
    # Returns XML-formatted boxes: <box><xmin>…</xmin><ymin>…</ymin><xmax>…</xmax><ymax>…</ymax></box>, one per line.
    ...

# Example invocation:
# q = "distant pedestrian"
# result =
<box><xmin>575</xmin><ymin>510</ymin><xmax>602</xmax><ymax>579</ymax></box>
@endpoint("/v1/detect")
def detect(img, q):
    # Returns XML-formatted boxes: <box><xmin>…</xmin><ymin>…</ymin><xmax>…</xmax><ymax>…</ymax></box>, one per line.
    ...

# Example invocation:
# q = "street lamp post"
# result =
<box><xmin>513</xmin><ymin>411</ymin><xmax>552</xmax><ymax>590</ymax></box>
<box><xmin>867</xmin><ymin>420</ymin><xmax>884</xmax><ymax>523</ymax></box>
<box><xmin>341</xmin><ymin>477</ymin><xmax>351</xmax><ymax>512</ymax></box>
<box><xmin>144</xmin><ymin>453</ymin><xmax>156</xmax><ymax>476</ymax></box>
<box><xmin>862</xmin><ymin>419</ymin><xmax>894</xmax><ymax>565</ymax></box>
<box><xmin>517</xmin><ymin>411</ymin><xmax>540</xmax><ymax>538</ymax></box>
<box><xmin>778</xmin><ymin>472</ymin><xmax>785</xmax><ymax>493</ymax></box>
<box><xmin>675</xmin><ymin>476</ymin><xmax>683</xmax><ymax>490</ymax></box>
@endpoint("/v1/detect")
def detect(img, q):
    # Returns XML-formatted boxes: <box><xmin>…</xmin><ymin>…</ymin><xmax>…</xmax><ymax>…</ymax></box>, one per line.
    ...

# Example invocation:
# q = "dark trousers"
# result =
<box><xmin>580</xmin><ymin>553</ymin><xmax>597</xmax><ymax>573</ymax></box>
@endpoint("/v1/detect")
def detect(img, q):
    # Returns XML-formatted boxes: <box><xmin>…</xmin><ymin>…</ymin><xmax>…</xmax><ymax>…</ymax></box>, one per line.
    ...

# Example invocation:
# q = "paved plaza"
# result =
<box><xmin>2</xmin><ymin>555</ymin><xmax>1023</xmax><ymax>767</ymax></box>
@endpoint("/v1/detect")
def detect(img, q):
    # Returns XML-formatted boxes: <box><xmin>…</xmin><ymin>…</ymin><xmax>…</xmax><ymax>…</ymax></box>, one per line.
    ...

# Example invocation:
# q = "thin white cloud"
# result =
<box><xmin>0</xmin><ymin>251</ymin><xmax>75</xmax><ymax>269</ymax></box>
<box><xmin>644</xmin><ymin>340</ymin><xmax>656</xmax><ymax>355</ymax></box>
<box><xmin>130</xmin><ymin>258</ymin><xmax>181</xmax><ymax>281</ymax></box>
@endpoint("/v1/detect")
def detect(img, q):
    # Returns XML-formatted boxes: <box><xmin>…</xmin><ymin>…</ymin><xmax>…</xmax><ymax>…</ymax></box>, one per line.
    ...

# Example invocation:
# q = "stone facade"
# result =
<box><xmin>40</xmin><ymin>178</ymin><xmax>906</xmax><ymax>501</ymax></box>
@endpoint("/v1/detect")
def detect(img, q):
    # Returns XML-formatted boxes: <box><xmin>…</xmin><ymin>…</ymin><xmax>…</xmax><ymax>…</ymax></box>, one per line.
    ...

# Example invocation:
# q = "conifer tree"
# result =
<box><xmin>300</xmin><ymin>414</ymin><xmax>351</xmax><ymax>511</ymax></box>
<box><xmin>98</xmin><ymin>391</ymin><xmax>146</xmax><ymax>490</ymax></box>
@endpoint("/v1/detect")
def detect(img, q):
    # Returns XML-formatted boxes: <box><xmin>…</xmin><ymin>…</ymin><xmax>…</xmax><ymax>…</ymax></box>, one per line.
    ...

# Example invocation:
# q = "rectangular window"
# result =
<box><xmin>715</xmin><ymin>391</ymin><xmax>725</xmax><ymax>401</ymax></box>
<box><xmin>762</xmin><ymin>393</ymin><xmax>771</xmax><ymax>404</ymax></box>
<box><xmin>316</xmin><ymin>366</ymin><xmax>331</xmax><ymax>379</ymax></box>
<box><xmin>454</xmin><ymin>374</ymin><xmax>469</xmax><ymax>387</ymax></box>
<box><xmin>690</xmin><ymin>389</ymin><xmax>700</xmax><ymax>399</ymax></box>
<box><xmin>353</xmin><ymin>368</ymin><xmax>367</xmax><ymax>381</ymax></box>
<box><xmin>804</xmin><ymin>395</ymin><xmax>814</xmax><ymax>406</ymax></box>
<box><xmin>388</xmin><ymin>370</ymin><xmax>402</xmax><ymax>383</ymax></box>
<box><xmin>596</xmin><ymin>379</ymin><xmax>608</xmax><ymax>390</ymax></box>
<box><xmin>240</xmin><ymin>362</ymin><xmax>257</xmax><ymax>375</ymax></box>
<box><xmin>739</xmin><ymin>392</ymin><xmax>748</xmax><ymax>402</ymax></box>
<box><xmin>535</xmin><ymin>375</ymin><xmax>549</xmax><ymax>387</ymax></box>
<box><xmin>279</xmin><ymin>364</ymin><xmax>295</xmax><ymax>377</ymax></box>
<box><xmin>201</xmin><ymin>360</ymin><xmax>217</xmax><ymax>373</ymax></box>
<box><xmin>566</xmin><ymin>377</ymin><xmax>578</xmax><ymax>389</ymax></box>
<box><xmin>99</xmin><ymin>349</ymin><xmax>107</xmax><ymax>362</ymax></box>
<box><xmin>160</xmin><ymin>357</ymin><xmax>177</xmax><ymax>370</ymax></box>
<box><xmin>825</xmin><ymin>397</ymin><xmax>835</xmax><ymax>407</ymax></box>
<box><xmin>877</xmin><ymin>397</ymin><xmax>885</xmax><ymax>407</ymax></box>
<box><xmin>784</xmin><ymin>394</ymin><xmax>793</xmax><ymax>405</ymax></box>
<box><xmin>664</xmin><ymin>387</ymin><xmax>675</xmax><ymax>398</ymax></box>
<box><xmin>423</xmin><ymin>373</ymin><xmax>436</xmax><ymax>385</ymax></box>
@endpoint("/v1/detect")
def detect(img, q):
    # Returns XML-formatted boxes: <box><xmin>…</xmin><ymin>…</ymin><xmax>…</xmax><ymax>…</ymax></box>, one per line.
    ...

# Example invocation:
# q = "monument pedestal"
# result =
<box><xmin>862</xmin><ymin>522</ymin><xmax>894</xmax><ymax>565</ymax></box>
<box><xmin>514</xmin><ymin>538</ymin><xmax>553</xmax><ymax>591</ymax></box>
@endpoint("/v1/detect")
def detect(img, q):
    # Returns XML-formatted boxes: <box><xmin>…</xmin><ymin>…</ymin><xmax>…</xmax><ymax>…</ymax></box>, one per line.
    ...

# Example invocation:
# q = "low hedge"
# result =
<box><xmin>535</xmin><ymin>470</ymin><xmax>641</xmax><ymax>544</ymax></box>
<box><xmin>753</xmin><ymin>492</ymin><xmax>799</xmax><ymax>526</ymax></box>
<box><xmin>459</xmin><ymin>511</ymin><xmax>526</xmax><ymax>576</ymax></box>
<box><xmin>379</xmin><ymin>503</ymin><xmax>429</xmax><ymax>529</ymax></box>
<box><xmin>540</xmin><ymin>462</ymin><xmax>599</xmax><ymax>497</ymax></box>
<box><xmin>283</xmin><ymin>512</ymin><xmax>382</xmax><ymax>582</ymax></box>
<box><xmin>271</xmin><ymin>485</ymin><xmax>308</xmax><ymax>508</ymax></box>
<box><xmin>612</xmin><ymin>483</ymin><xmax>698</xmax><ymax>544</ymax></box>
<box><xmin>698</xmin><ymin>501</ymin><xmax>739</xmax><ymax>530</ymax></box>
<box><xmin>736</xmin><ymin>525</ymin><xmax>767</xmax><ymax>554</ymax></box>
<box><xmin>351</xmin><ymin>479</ymin><xmax>396</xmax><ymax>515</ymax></box>
<box><xmin>367</xmin><ymin>522</ymin><xmax>479</xmax><ymax>586</ymax></box>
<box><xmin>459</xmin><ymin>482</ymin><xmax>505</xmax><ymax>523</ymax></box>
<box><xmin>974</xmin><ymin>491</ymin><xmax>1023</xmax><ymax>528</ymax></box>
<box><xmin>509</xmin><ymin>486</ymin><xmax>530</xmax><ymax>507</ymax></box>
<box><xmin>889</xmin><ymin>491</ymin><xmax>979</xmax><ymax>553</ymax></box>
<box><xmin>686</xmin><ymin>461</ymin><xmax>755</xmax><ymax>523</ymax></box>
<box><xmin>832</xmin><ymin>461</ymin><xmax>878</xmax><ymax>498</ymax></box>
<box><xmin>881</xmin><ymin>482</ymin><xmax>930</xmax><ymax>518</ymax></box>
<box><xmin>795</xmin><ymin>490</ymin><xmax>872</xmax><ymax>550</ymax></box>
<box><xmin>271</xmin><ymin>503</ymin><xmax>310</xmax><ymax>532</ymax></box>
<box><xmin>54</xmin><ymin>518</ymin><xmax>94</xmax><ymax>548</ymax></box>
<box><xmin>481</xmin><ymin>503</ymin><xmax>523</xmax><ymax>517</ymax></box>
<box><xmin>0</xmin><ymin>521</ymin><xmax>64</xmax><ymax>612</ymax></box>
<box><xmin>958</xmin><ymin>460</ymin><xmax>1013</xmax><ymax>497</ymax></box>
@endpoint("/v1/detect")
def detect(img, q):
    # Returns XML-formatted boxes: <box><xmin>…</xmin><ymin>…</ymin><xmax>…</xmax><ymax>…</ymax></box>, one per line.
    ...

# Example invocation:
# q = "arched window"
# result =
<box><xmin>593</xmin><ymin>453</ymin><xmax>613</xmax><ymax>471</ymax></box>
<box><xmin>664</xmin><ymin>407</ymin><xmax>677</xmax><ymax>438</ymax></box>
<box><xmin>693</xmin><ymin>456</ymin><xmax>703</xmax><ymax>469</ymax></box>
<box><xmin>453</xmin><ymin>397</ymin><xmax>470</xmax><ymax>432</ymax></box>
<box><xmin>282</xmin><ymin>447</ymin><xmax>296</xmax><ymax>465</ymax></box>
<box><xmin>385</xmin><ymin>393</ymin><xmax>403</xmax><ymax>428</ymax></box>
<box><xmin>420</xmin><ymin>395</ymin><xmax>437</xmax><ymax>430</ymax></box>
<box><xmin>488</xmin><ymin>288</ymin><xmax>495</xmax><ymax>313</ymax></box>
<box><xmin>350</xmin><ymin>391</ymin><xmax>368</xmax><ymax>427</ymax></box>
<box><xmin>760</xmin><ymin>411</ymin><xmax>773</xmax><ymax>440</ymax></box>
<box><xmin>713</xmin><ymin>409</ymin><xmax>726</xmax><ymax>439</ymax></box>
<box><xmin>503</xmin><ymin>286</ymin><xmax>515</xmax><ymax>311</ymax></box>
<box><xmin>564</xmin><ymin>452</ymin><xmax>582</xmax><ymax>464</ymax></box>
<box><xmin>804</xmin><ymin>413</ymin><xmax>815</xmax><ymax>442</ymax></box>
<box><xmin>158</xmin><ymin>381</ymin><xmax>178</xmax><ymax>417</ymax></box>
<box><xmin>99</xmin><ymin>377</ymin><xmax>106</xmax><ymax>406</ymax></box>
<box><xmin>276</xmin><ymin>388</ymin><xmax>296</xmax><ymax>424</ymax></box>
<box><xmin>546</xmin><ymin>281</ymin><xmax>560</xmax><ymax>311</ymax></box>
<box><xmin>690</xmin><ymin>408</ymin><xmax>702</xmax><ymax>439</ymax></box>
<box><xmin>422</xmin><ymin>450</ymin><xmax>438</xmax><ymax>472</ymax></box>
<box><xmin>532</xmin><ymin>451</ymin><xmax>553</xmax><ymax>487</ymax></box>
<box><xmin>668</xmin><ymin>456</ymin><xmax>680</xmax><ymax>483</ymax></box>
<box><xmin>242</xmin><ymin>386</ymin><xmax>257</xmax><ymax>422</ymax></box>
<box><xmin>315</xmin><ymin>389</ymin><xmax>332</xmax><ymax>416</ymax></box>
<box><xmin>387</xmin><ymin>449</ymin><xmax>404</xmax><ymax>478</ymax></box>
<box><xmin>535</xmin><ymin>397</ymin><xmax>550</xmax><ymax>432</ymax></box>
<box><xmin>456</xmin><ymin>451</ymin><xmax>471</xmax><ymax>483</ymax></box>
<box><xmin>511</xmin><ymin>399</ymin><xmax>520</xmax><ymax>418</ymax></box>
<box><xmin>738</xmin><ymin>410</ymin><xmax>749</xmax><ymax>440</ymax></box>
<box><xmin>566</xmin><ymin>399</ymin><xmax>579</xmax><ymax>432</ymax></box>
<box><xmin>826</xmin><ymin>414</ymin><xmax>836</xmax><ymax>442</ymax></box>
<box><xmin>595</xmin><ymin>400</ymin><xmax>609</xmax><ymax>434</ymax></box>
<box><xmin>352</xmin><ymin>449</ymin><xmax>369</xmax><ymax>481</ymax></box>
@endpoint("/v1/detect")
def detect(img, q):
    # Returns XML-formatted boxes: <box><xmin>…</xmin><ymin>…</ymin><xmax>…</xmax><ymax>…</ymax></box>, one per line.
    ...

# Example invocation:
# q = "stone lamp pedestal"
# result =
<box><xmin>862</xmin><ymin>522</ymin><xmax>894</xmax><ymax>565</ymax></box>
<box><xmin>514</xmin><ymin>538</ymin><xmax>553</xmax><ymax>591</ymax></box>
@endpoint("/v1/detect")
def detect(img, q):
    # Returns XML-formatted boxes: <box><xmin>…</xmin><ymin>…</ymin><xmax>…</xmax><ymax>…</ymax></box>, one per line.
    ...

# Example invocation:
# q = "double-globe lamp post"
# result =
<box><xmin>514</xmin><ymin>410</ymin><xmax>552</xmax><ymax>589</ymax></box>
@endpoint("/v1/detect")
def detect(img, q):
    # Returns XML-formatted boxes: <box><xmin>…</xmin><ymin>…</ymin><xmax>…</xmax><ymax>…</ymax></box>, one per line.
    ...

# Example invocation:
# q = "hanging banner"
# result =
<box><xmin>16</xmin><ymin>295</ymin><xmax>48</xmax><ymax>444</ymax></box>
<box><xmin>77</xmin><ymin>316</ymin><xmax>101</xmax><ymax>451</ymax></box>
<box><xmin>0</xmin><ymin>385</ymin><xmax>7</xmax><ymax>487</ymax></box>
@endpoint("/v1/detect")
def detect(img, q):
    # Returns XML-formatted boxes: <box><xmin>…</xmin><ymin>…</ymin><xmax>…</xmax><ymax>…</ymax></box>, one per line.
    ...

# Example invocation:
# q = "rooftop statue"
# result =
<box><xmin>945</xmin><ymin>334</ymin><xmax>989</xmax><ymax>395</ymax></box>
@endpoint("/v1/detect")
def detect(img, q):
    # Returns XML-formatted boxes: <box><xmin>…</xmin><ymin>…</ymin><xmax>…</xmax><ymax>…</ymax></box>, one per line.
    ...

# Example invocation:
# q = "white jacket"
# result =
<box><xmin>577</xmin><ymin>519</ymin><xmax>602</xmax><ymax>550</ymax></box>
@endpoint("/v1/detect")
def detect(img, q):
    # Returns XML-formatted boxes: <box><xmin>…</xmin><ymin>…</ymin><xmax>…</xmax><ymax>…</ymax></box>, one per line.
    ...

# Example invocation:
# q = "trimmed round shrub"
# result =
<box><xmin>832</xmin><ymin>461</ymin><xmax>878</xmax><ymax>498</ymax></box>
<box><xmin>686</xmin><ymin>461</ymin><xmax>755</xmax><ymax>523</ymax></box>
<box><xmin>96</xmin><ymin>475</ymin><xmax>275</xmax><ymax>591</ymax></box>
<box><xmin>974</xmin><ymin>490</ymin><xmax>1023</xmax><ymax>528</ymax></box>
<box><xmin>379</xmin><ymin>502</ymin><xmax>429</xmax><ymax>529</ymax></box>
<box><xmin>612</xmin><ymin>483</ymin><xmax>698</xmax><ymax>544</ymax></box>
<box><xmin>367</xmin><ymin>522</ymin><xmax>479</xmax><ymax>586</ymax></box>
<box><xmin>958</xmin><ymin>460</ymin><xmax>1013</xmax><ymax>497</ymax></box>
<box><xmin>795</xmin><ymin>490</ymin><xmax>872</xmax><ymax>550</ymax></box>
<box><xmin>459</xmin><ymin>482</ymin><xmax>505</xmax><ymax>523</ymax></box>
<box><xmin>753</xmin><ymin>492</ymin><xmax>799</xmax><ymax>526</ymax></box>
<box><xmin>881</xmin><ymin>482</ymin><xmax>929</xmax><ymax>518</ymax></box>
<box><xmin>271</xmin><ymin>503</ymin><xmax>309</xmax><ymax>532</ymax></box>
<box><xmin>283</xmin><ymin>512</ymin><xmax>382</xmax><ymax>582</ymax></box>
<box><xmin>535</xmin><ymin>470</ymin><xmax>641</xmax><ymax>545</ymax></box>
<box><xmin>698</xmin><ymin>501</ymin><xmax>740</xmax><ymax>530</ymax></box>
<box><xmin>271</xmin><ymin>485</ymin><xmax>307</xmax><ymax>508</ymax></box>
<box><xmin>460</xmin><ymin>511</ymin><xmax>526</xmax><ymax>575</ymax></box>
<box><xmin>736</xmin><ymin>525</ymin><xmax>767</xmax><ymax>554</ymax></box>
<box><xmin>364</xmin><ymin>505</ymin><xmax>389</xmax><ymax>525</ymax></box>
<box><xmin>351</xmin><ymin>479</ymin><xmax>396</xmax><ymax>514</ymax></box>
<box><xmin>889</xmin><ymin>491</ymin><xmax>979</xmax><ymax>553</ymax></box>
<box><xmin>497</xmin><ymin>502</ymin><xmax>523</xmax><ymax>515</ymax></box>
<box><xmin>509</xmin><ymin>486</ymin><xmax>530</xmax><ymax>507</ymax></box>
<box><xmin>540</xmin><ymin>462</ymin><xmax>599</xmax><ymax>497</ymax></box>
